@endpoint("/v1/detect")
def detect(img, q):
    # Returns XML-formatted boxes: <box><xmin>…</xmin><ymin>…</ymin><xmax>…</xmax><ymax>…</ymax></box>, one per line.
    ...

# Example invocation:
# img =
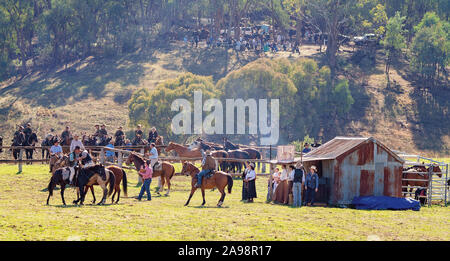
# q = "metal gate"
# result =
<box><xmin>401</xmin><ymin>156</ymin><xmax>448</xmax><ymax>207</ymax></box>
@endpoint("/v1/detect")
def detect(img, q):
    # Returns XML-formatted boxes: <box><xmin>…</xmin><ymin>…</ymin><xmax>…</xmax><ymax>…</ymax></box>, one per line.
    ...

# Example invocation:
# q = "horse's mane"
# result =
<box><xmin>131</xmin><ymin>153</ymin><xmax>146</xmax><ymax>164</ymax></box>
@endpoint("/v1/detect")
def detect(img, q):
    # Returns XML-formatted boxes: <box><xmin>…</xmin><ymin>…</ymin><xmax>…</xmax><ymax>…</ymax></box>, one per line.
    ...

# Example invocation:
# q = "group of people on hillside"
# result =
<box><xmin>184</xmin><ymin>26</ymin><xmax>301</xmax><ymax>55</ymax></box>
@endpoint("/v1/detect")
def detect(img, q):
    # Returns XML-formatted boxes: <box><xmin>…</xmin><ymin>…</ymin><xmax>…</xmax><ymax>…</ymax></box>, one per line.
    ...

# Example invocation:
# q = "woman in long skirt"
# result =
<box><xmin>242</xmin><ymin>162</ymin><xmax>250</xmax><ymax>201</ymax></box>
<box><xmin>274</xmin><ymin>165</ymin><xmax>289</xmax><ymax>204</ymax></box>
<box><xmin>244</xmin><ymin>163</ymin><xmax>257</xmax><ymax>202</ymax></box>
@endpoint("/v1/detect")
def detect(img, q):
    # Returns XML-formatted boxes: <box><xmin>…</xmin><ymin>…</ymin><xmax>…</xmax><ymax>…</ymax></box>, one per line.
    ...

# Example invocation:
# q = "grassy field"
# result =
<box><xmin>0</xmin><ymin>164</ymin><xmax>449</xmax><ymax>241</ymax></box>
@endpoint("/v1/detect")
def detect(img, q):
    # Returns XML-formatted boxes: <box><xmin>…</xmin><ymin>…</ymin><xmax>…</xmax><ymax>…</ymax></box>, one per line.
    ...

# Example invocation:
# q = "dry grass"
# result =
<box><xmin>0</xmin><ymin>164</ymin><xmax>449</xmax><ymax>241</ymax></box>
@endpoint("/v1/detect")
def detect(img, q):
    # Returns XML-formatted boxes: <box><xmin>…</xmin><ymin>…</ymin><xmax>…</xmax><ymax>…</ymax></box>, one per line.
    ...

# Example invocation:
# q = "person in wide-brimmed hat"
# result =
<box><xmin>244</xmin><ymin>162</ymin><xmax>257</xmax><ymax>202</ymax></box>
<box><xmin>195</xmin><ymin>149</ymin><xmax>216</xmax><ymax>188</ymax></box>
<box><xmin>304</xmin><ymin>165</ymin><xmax>319</xmax><ymax>206</ymax></box>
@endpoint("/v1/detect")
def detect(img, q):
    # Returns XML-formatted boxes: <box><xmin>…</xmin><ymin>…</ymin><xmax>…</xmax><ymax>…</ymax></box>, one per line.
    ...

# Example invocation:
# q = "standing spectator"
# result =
<box><xmin>105</xmin><ymin>140</ymin><xmax>115</xmax><ymax>163</ymax></box>
<box><xmin>304</xmin><ymin>165</ymin><xmax>319</xmax><ymax>206</ymax></box>
<box><xmin>244</xmin><ymin>163</ymin><xmax>257</xmax><ymax>203</ymax></box>
<box><xmin>292</xmin><ymin>162</ymin><xmax>305</xmax><ymax>207</ymax></box>
<box><xmin>70</xmin><ymin>134</ymin><xmax>85</xmax><ymax>153</ymax></box>
<box><xmin>242</xmin><ymin>162</ymin><xmax>250</xmax><ymax>201</ymax></box>
<box><xmin>269</xmin><ymin>167</ymin><xmax>280</xmax><ymax>202</ymax></box>
<box><xmin>137</xmin><ymin>160</ymin><xmax>153</xmax><ymax>201</ymax></box>
<box><xmin>287</xmin><ymin>165</ymin><xmax>295</xmax><ymax>203</ymax></box>
<box><xmin>274</xmin><ymin>165</ymin><xmax>289</xmax><ymax>204</ymax></box>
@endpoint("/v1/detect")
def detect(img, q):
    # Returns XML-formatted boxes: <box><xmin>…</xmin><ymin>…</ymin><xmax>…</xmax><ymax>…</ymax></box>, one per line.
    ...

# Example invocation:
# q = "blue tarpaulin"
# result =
<box><xmin>351</xmin><ymin>196</ymin><xmax>421</xmax><ymax>211</ymax></box>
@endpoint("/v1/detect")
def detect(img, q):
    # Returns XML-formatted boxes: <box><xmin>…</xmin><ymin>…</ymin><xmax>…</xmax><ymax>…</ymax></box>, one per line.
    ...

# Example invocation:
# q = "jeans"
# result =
<box><xmin>292</xmin><ymin>182</ymin><xmax>302</xmax><ymax>207</ymax></box>
<box><xmin>305</xmin><ymin>187</ymin><xmax>316</xmax><ymax>206</ymax></box>
<box><xmin>138</xmin><ymin>178</ymin><xmax>152</xmax><ymax>200</ymax></box>
<box><xmin>196</xmin><ymin>169</ymin><xmax>211</xmax><ymax>187</ymax></box>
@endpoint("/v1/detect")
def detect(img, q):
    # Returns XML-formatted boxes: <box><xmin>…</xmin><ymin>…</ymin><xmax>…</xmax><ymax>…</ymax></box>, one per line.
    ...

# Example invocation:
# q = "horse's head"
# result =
<box><xmin>181</xmin><ymin>162</ymin><xmax>197</xmax><ymax>177</ymax></box>
<box><xmin>125</xmin><ymin>153</ymin><xmax>134</xmax><ymax>165</ymax></box>
<box><xmin>429</xmin><ymin>165</ymin><xmax>442</xmax><ymax>178</ymax></box>
<box><xmin>165</xmin><ymin>142</ymin><xmax>175</xmax><ymax>152</ymax></box>
<box><xmin>188</xmin><ymin>141</ymin><xmax>200</xmax><ymax>150</ymax></box>
<box><xmin>156</xmin><ymin>136</ymin><xmax>164</xmax><ymax>145</ymax></box>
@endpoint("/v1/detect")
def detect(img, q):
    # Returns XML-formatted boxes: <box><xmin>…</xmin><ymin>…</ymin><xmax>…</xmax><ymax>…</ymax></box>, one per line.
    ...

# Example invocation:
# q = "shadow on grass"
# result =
<box><xmin>190</xmin><ymin>205</ymin><xmax>230</xmax><ymax>209</ymax></box>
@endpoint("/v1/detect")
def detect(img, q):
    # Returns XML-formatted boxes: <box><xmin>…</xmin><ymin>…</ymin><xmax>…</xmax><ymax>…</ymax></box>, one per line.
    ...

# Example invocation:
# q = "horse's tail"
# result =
<box><xmin>108</xmin><ymin>172</ymin><xmax>115</xmax><ymax>197</ymax></box>
<box><xmin>227</xmin><ymin>175</ymin><xmax>233</xmax><ymax>194</ymax></box>
<box><xmin>122</xmin><ymin>169</ymin><xmax>128</xmax><ymax>197</ymax></box>
<box><xmin>169</xmin><ymin>164</ymin><xmax>175</xmax><ymax>179</ymax></box>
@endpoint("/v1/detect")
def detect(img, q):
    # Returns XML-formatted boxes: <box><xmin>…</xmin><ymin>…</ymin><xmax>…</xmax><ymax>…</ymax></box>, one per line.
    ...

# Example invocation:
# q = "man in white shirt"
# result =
<box><xmin>70</xmin><ymin>134</ymin><xmax>85</xmax><ymax>153</ymax></box>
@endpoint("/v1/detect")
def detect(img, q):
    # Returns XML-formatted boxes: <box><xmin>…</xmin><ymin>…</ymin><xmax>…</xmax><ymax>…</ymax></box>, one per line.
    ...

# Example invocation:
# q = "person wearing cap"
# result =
<box><xmin>147</xmin><ymin>127</ymin><xmax>158</xmax><ymax>144</ymax></box>
<box><xmin>70</xmin><ymin>134</ymin><xmax>85</xmax><ymax>153</ymax></box>
<box><xmin>23</xmin><ymin>123</ymin><xmax>32</xmax><ymax>139</ymax></box>
<box><xmin>195</xmin><ymin>149</ymin><xmax>216</xmax><ymax>188</ymax></box>
<box><xmin>302</xmin><ymin>143</ymin><xmax>312</xmax><ymax>154</ymax></box>
<box><xmin>304</xmin><ymin>165</ymin><xmax>319</xmax><ymax>206</ymax></box>
<box><xmin>244</xmin><ymin>163</ymin><xmax>257</xmax><ymax>202</ymax></box>
<box><xmin>50</xmin><ymin>140</ymin><xmax>63</xmax><ymax>158</ymax></box>
<box><xmin>292</xmin><ymin>162</ymin><xmax>306</xmax><ymax>207</ymax></box>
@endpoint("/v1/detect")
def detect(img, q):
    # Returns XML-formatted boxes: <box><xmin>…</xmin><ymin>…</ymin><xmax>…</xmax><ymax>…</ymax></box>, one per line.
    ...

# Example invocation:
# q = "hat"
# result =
<box><xmin>310</xmin><ymin>165</ymin><xmax>317</xmax><ymax>171</ymax></box>
<box><xmin>249</xmin><ymin>162</ymin><xmax>255</xmax><ymax>168</ymax></box>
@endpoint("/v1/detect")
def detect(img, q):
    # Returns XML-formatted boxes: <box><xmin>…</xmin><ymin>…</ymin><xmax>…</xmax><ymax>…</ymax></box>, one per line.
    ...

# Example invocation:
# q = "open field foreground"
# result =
<box><xmin>0</xmin><ymin>164</ymin><xmax>449</xmax><ymax>241</ymax></box>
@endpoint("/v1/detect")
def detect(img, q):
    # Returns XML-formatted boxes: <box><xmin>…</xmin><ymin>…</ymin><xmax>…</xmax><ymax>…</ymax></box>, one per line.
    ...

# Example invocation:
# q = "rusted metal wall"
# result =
<box><xmin>330</xmin><ymin>140</ymin><xmax>403</xmax><ymax>205</ymax></box>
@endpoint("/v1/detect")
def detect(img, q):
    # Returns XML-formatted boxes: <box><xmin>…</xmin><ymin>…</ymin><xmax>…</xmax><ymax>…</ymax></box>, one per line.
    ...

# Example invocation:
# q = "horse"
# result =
<box><xmin>165</xmin><ymin>141</ymin><xmax>202</xmax><ymax>158</ymax></box>
<box><xmin>81</xmin><ymin>165</ymin><xmax>128</xmax><ymax>204</ymax></box>
<box><xmin>190</xmin><ymin>141</ymin><xmax>228</xmax><ymax>171</ymax></box>
<box><xmin>73</xmin><ymin>164</ymin><xmax>116</xmax><ymax>205</ymax></box>
<box><xmin>155</xmin><ymin>136</ymin><xmax>164</xmax><ymax>155</ymax></box>
<box><xmin>226</xmin><ymin>150</ymin><xmax>250</xmax><ymax>173</ymax></box>
<box><xmin>402</xmin><ymin>165</ymin><xmax>442</xmax><ymax>197</ymax></box>
<box><xmin>46</xmin><ymin>166</ymin><xmax>78</xmax><ymax>206</ymax></box>
<box><xmin>41</xmin><ymin>136</ymin><xmax>57</xmax><ymax>159</ymax></box>
<box><xmin>180</xmin><ymin>162</ymin><xmax>233</xmax><ymax>207</ymax></box>
<box><xmin>125</xmin><ymin>153</ymin><xmax>175</xmax><ymax>196</ymax></box>
<box><xmin>60</xmin><ymin>135</ymin><xmax>72</xmax><ymax>154</ymax></box>
<box><xmin>223</xmin><ymin>139</ymin><xmax>239</xmax><ymax>151</ymax></box>
<box><xmin>49</xmin><ymin>155</ymin><xmax>69</xmax><ymax>173</ymax></box>
<box><xmin>23</xmin><ymin>132</ymin><xmax>38</xmax><ymax>164</ymax></box>
<box><xmin>241</xmin><ymin>148</ymin><xmax>261</xmax><ymax>170</ymax></box>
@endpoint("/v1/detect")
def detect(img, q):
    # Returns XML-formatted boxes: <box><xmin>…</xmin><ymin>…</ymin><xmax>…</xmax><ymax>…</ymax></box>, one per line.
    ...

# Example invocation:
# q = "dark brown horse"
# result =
<box><xmin>241</xmin><ymin>148</ymin><xmax>261</xmax><ymax>170</ymax></box>
<box><xmin>126</xmin><ymin>153</ymin><xmax>175</xmax><ymax>196</ymax></box>
<box><xmin>402</xmin><ymin>165</ymin><xmax>442</xmax><ymax>197</ymax></box>
<box><xmin>181</xmin><ymin>162</ymin><xmax>233</xmax><ymax>207</ymax></box>
<box><xmin>81</xmin><ymin>165</ymin><xmax>128</xmax><ymax>204</ymax></box>
<box><xmin>73</xmin><ymin>165</ymin><xmax>115</xmax><ymax>205</ymax></box>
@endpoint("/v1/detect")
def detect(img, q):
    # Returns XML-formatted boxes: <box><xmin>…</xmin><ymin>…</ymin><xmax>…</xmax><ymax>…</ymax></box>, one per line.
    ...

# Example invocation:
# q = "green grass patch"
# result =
<box><xmin>0</xmin><ymin>164</ymin><xmax>449</xmax><ymax>241</ymax></box>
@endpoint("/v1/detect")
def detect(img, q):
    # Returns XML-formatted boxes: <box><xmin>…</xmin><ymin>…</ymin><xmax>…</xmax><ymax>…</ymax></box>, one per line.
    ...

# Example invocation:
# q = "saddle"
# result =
<box><xmin>153</xmin><ymin>161</ymin><xmax>162</xmax><ymax>171</ymax></box>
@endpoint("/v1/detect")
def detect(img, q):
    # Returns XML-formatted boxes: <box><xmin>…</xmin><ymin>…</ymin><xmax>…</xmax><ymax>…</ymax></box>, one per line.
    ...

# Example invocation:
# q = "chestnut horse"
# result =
<box><xmin>81</xmin><ymin>165</ymin><xmax>128</xmax><ymax>204</ymax></box>
<box><xmin>125</xmin><ymin>153</ymin><xmax>175</xmax><ymax>196</ymax></box>
<box><xmin>165</xmin><ymin>142</ymin><xmax>202</xmax><ymax>158</ymax></box>
<box><xmin>402</xmin><ymin>165</ymin><xmax>442</xmax><ymax>197</ymax></box>
<box><xmin>180</xmin><ymin>162</ymin><xmax>233</xmax><ymax>207</ymax></box>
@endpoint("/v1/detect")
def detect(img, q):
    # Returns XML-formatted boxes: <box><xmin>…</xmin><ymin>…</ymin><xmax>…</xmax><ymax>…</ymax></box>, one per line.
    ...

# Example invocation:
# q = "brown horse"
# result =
<box><xmin>155</xmin><ymin>136</ymin><xmax>164</xmax><ymax>155</ymax></box>
<box><xmin>81</xmin><ymin>165</ymin><xmax>128</xmax><ymax>204</ymax></box>
<box><xmin>180</xmin><ymin>162</ymin><xmax>233</xmax><ymax>207</ymax></box>
<box><xmin>212</xmin><ymin>150</ymin><xmax>228</xmax><ymax>171</ymax></box>
<box><xmin>49</xmin><ymin>155</ymin><xmax>69</xmax><ymax>173</ymax></box>
<box><xmin>126</xmin><ymin>153</ymin><xmax>175</xmax><ymax>196</ymax></box>
<box><xmin>402</xmin><ymin>165</ymin><xmax>442</xmax><ymax>197</ymax></box>
<box><xmin>165</xmin><ymin>142</ymin><xmax>202</xmax><ymax>158</ymax></box>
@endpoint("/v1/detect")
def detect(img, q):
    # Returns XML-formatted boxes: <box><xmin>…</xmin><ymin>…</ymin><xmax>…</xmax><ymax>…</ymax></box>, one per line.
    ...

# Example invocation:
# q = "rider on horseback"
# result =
<box><xmin>114</xmin><ymin>126</ymin><xmax>125</xmax><ymax>145</ymax></box>
<box><xmin>61</xmin><ymin>126</ymin><xmax>71</xmax><ymax>145</ymax></box>
<box><xmin>147</xmin><ymin>127</ymin><xmax>158</xmax><ymax>144</ymax></box>
<box><xmin>148</xmin><ymin>143</ymin><xmax>158</xmax><ymax>169</ymax></box>
<box><xmin>23</xmin><ymin>123</ymin><xmax>32</xmax><ymax>139</ymax></box>
<box><xmin>50</xmin><ymin>140</ymin><xmax>63</xmax><ymax>158</ymax></box>
<box><xmin>73</xmin><ymin>146</ymin><xmax>107</xmax><ymax>183</ymax></box>
<box><xmin>195</xmin><ymin>149</ymin><xmax>216</xmax><ymax>188</ymax></box>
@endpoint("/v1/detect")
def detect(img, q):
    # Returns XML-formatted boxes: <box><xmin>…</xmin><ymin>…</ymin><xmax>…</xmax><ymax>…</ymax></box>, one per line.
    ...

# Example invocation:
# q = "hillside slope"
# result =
<box><xmin>0</xmin><ymin>42</ymin><xmax>448</xmax><ymax>156</ymax></box>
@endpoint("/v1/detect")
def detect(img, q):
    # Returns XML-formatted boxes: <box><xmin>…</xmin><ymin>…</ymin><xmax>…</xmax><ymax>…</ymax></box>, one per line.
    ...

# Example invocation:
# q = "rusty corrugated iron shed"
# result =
<box><xmin>302</xmin><ymin>137</ymin><xmax>404</xmax><ymax>163</ymax></box>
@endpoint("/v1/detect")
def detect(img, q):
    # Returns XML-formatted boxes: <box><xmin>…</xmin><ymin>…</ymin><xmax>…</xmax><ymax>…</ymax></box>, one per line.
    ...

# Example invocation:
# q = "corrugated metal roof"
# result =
<box><xmin>301</xmin><ymin>136</ymin><xmax>404</xmax><ymax>163</ymax></box>
<box><xmin>302</xmin><ymin>137</ymin><xmax>368</xmax><ymax>161</ymax></box>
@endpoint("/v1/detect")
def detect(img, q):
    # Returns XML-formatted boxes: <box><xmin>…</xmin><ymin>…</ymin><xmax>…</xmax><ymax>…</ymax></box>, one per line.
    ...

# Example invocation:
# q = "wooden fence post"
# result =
<box><xmin>100</xmin><ymin>148</ymin><xmax>105</xmax><ymax>164</ymax></box>
<box><xmin>18</xmin><ymin>149</ymin><xmax>23</xmax><ymax>173</ymax></box>
<box><xmin>428</xmin><ymin>165</ymin><xmax>433</xmax><ymax>207</ymax></box>
<box><xmin>118</xmin><ymin>151</ymin><xmax>123</xmax><ymax>167</ymax></box>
